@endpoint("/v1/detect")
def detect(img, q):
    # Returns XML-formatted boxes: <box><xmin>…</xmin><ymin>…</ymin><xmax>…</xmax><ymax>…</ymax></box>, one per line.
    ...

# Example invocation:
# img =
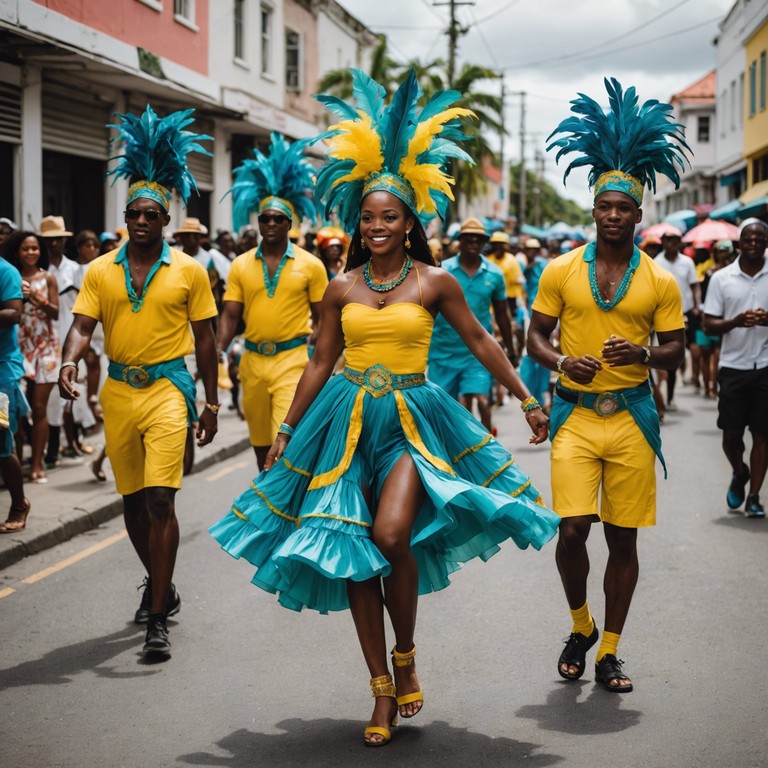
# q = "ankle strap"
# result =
<box><xmin>370</xmin><ymin>674</ymin><xmax>396</xmax><ymax>699</ymax></box>
<box><xmin>391</xmin><ymin>644</ymin><xmax>416</xmax><ymax>667</ymax></box>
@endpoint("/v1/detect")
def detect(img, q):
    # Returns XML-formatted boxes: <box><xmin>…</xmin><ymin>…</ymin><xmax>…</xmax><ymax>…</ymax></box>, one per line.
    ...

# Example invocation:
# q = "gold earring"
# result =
<box><xmin>404</xmin><ymin>232</ymin><xmax>412</xmax><ymax>250</ymax></box>
<box><xmin>361</xmin><ymin>237</ymin><xmax>367</xmax><ymax>249</ymax></box>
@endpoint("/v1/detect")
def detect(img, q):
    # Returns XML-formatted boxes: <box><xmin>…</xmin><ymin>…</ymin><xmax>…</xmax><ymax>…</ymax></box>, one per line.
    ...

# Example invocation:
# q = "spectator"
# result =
<box><xmin>0</xmin><ymin>217</ymin><xmax>16</xmax><ymax>250</ymax></box>
<box><xmin>3</xmin><ymin>231</ymin><xmax>60</xmax><ymax>483</ymax></box>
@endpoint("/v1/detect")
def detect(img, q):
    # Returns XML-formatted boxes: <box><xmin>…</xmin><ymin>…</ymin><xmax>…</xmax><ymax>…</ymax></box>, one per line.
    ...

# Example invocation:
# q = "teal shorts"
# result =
<box><xmin>695</xmin><ymin>329</ymin><xmax>721</xmax><ymax>348</ymax></box>
<box><xmin>428</xmin><ymin>358</ymin><xmax>492</xmax><ymax>400</ymax></box>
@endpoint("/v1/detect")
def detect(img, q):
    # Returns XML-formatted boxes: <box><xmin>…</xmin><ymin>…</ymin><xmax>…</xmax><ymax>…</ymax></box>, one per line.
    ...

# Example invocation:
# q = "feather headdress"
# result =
<box><xmin>228</xmin><ymin>132</ymin><xmax>317</xmax><ymax>231</ymax></box>
<box><xmin>107</xmin><ymin>105</ymin><xmax>212</xmax><ymax>209</ymax></box>
<box><xmin>546</xmin><ymin>78</ymin><xmax>691</xmax><ymax>205</ymax></box>
<box><xmin>313</xmin><ymin>68</ymin><xmax>476</xmax><ymax>233</ymax></box>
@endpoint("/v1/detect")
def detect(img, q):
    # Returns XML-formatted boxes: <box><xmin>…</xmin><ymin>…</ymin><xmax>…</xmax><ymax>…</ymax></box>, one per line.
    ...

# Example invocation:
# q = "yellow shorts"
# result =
<box><xmin>100</xmin><ymin>377</ymin><xmax>188</xmax><ymax>496</ymax></box>
<box><xmin>239</xmin><ymin>345</ymin><xmax>307</xmax><ymax>447</ymax></box>
<box><xmin>551</xmin><ymin>407</ymin><xmax>656</xmax><ymax>528</ymax></box>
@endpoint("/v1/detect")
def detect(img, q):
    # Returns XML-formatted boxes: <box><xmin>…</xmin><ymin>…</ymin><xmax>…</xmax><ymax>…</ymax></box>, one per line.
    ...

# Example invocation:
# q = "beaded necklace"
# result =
<box><xmin>363</xmin><ymin>256</ymin><xmax>413</xmax><ymax>293</ymax></box>
<box><xmin>583</xmin><ymin>242</ymin><xmax>640</xmax><ymax>311</ymax></box>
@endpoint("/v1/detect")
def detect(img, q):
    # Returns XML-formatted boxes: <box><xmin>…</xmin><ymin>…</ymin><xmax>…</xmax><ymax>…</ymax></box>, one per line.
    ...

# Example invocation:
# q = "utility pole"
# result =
<box><xmin>433</xmin><ymin>0</ymin><xmax>474</xmax><ymax>88</ymax></box>
<box><xmin>518</xmin><ymin>90</ymin><xmax>527</xmax><ymax>229</ymax></box>
<box><xmin>499</xmin><ymin>74</ymin><xmax>509</xmax><ymax>220</ymax></box>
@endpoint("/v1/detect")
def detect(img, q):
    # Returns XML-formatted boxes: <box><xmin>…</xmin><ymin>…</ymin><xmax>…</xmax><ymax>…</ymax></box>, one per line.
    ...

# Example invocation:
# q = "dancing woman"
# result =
<box><xmin>210</xmin><ymin>69</ymin><xmax>560</xmax><ymax>746</ymax></box>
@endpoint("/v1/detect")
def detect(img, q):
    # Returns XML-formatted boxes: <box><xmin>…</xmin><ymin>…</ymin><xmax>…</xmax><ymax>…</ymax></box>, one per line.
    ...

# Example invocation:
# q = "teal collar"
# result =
<box><xmin>582</xmin><ymin>241</ymin><xmax>641</xmax><ymax>311</ymax></box>
<box><xmin>582</xmin><ymin>241</ymin><xmax>641</xmax><ymax>270</ymax></box>
<box><xmin>255</xmin><ymin>241</ymin><xmax>294</xmax><ymax>298</ymax></box>
<box><xmin>115</xmin><ymin>240</ymin><xmax>172</xmax><ymax>312</ymax></box>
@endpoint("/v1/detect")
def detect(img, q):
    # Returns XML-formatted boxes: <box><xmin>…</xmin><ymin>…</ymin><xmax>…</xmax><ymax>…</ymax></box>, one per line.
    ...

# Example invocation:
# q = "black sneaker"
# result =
<box><xmin>745</xmin><ymin>495</ymin><xmax>766</xmax><ymax>518</ymax></box>
<box><xmin>143</xmin><ymin>615</ymin><xmax>171</xmax><ymax>655</ymax></box>
<box><xmin>134</xmin><ymin>578</ymin><xmax>182</xmax><ymax>624</ymax></box>
<box><xmin>134</xmin><ymin>576</ymin><xmax>152</xmax><ymax>624</ymax></box>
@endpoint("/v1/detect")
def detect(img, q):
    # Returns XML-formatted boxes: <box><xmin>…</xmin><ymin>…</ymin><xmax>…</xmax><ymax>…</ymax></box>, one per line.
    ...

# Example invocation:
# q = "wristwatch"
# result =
<box><xmin>641</xmin><ymin>346</ymin><xmax>651</xmax><ymax>365</ymax></box>
<box><xmin>205</xmin><ymin>402</ymin><xmax>221</xmax><ymax>414</ymax></box>
<box><xmin>556</xmin><ymin>355</ymin><xmax>571</xmax><ymax>375</ymax></box>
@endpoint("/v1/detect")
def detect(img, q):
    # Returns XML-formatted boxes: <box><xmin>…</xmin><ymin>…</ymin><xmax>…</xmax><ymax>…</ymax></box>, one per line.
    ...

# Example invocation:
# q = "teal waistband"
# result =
<box><xmin>342</xmin><ymin>364</ymin><xmax>425</xmax><ymax>398</ymax></box>
<box><xmin>551</xmin><ymin>380</ymin><xmax>666</xmax><ymax>478</ymax></box>
<box><xmin>107</xmin><ymin>357</ymin><xmax>198</xmax><ymax>425</ymax></box>
<box><xmin>244</xmin><ymin>336</ymin><xmax>308</xmax><ymax>356</ymax></box>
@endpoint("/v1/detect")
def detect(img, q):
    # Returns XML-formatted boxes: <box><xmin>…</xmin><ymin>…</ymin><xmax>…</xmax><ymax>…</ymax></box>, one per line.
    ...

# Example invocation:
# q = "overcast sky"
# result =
<box><xmin>336</xmin><ymin>0</ymin><xmax>737</xmax><ymax>212</ymax></box>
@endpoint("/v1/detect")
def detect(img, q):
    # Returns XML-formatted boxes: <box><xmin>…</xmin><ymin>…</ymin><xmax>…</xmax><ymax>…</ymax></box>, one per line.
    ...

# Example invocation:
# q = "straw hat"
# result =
<box><xmin>459</xmin><ymin>217</ymin><xmax>487</xmax><ymax>237</ymax></box>
<box><xmin>489</xmin><ymin>231</ymin><xmax>510</xmax><ymax>244</ymax></box>
<box><xmin>39</xmin><ymin>215</ymin><xmax>72</xmax><ymax>238</ymax></box>
<box><xmin>173</xmin><ymin>217</ymin><xmax>205</xmax><ymax>235</ymax></box>
<box><xmin>524</xmin><ymin>238</ymin><xmax>541</xmax><ymax>248</ymax></box>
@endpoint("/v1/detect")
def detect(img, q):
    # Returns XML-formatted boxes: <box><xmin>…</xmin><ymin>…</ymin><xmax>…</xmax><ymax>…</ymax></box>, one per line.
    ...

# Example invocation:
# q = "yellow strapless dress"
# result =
<box><xmin>211</xmin><ymin>301</ymin><xmax>558</xmax><ymax>613</ymax></box>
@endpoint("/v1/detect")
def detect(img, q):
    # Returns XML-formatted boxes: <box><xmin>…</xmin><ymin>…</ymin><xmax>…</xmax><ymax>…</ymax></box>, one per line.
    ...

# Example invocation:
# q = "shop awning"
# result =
<box><xmin>738</xmin><ymin>196</ymin><xmax>768</xmax><ymax>218</ymax></box>
<box><xmin>709</xmin><ymin>199</ymin><xmax>743</xmax><ymax>220</ymax></box>
<box><xmin>739</xmin><ymin>179</ymin><xmax>768</xmax><ymax>204</ymax></box>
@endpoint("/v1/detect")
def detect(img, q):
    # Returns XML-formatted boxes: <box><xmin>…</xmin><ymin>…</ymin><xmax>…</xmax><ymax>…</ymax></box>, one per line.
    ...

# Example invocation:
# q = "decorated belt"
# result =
<box><xmin>555</xmin><ymin>380</ymin><xmax>652</xmax><ymax>417</ymax></box>
<box><xmin>342</xmin><ymin>364</ymin><xmax>425</xmax><ymax>398</ymax></box>
<box><xmin>244</xmin><ymin>336</ymin><xmax>309</xmax><ymax>356</ymax></box>
<box><xmin>107</xmin><ymin>356</ymin><xmax>186</xmax><ymax>389</ymax></box>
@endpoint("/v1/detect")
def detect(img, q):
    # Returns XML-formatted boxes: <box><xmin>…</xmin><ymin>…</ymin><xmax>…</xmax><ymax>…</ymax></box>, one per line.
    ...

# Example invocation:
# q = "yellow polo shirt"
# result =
<box><xmin>73</xmin><ymin>245</ymin><xmax>217</xmax><ymax>365</ymax></box>
<box><xmin>487</xmin><ymin>252</ymin><xmax>524</xmax><ymax>299</ymax></box>
<box><xmin>533</xmin><ymin>245</ymin><xmax>684</xmax><ymax>393</ymax></box>
<box><xmin>224</xmin><ymin>243</ymin><xmax>328</xmax><ymax>343</ymax></box>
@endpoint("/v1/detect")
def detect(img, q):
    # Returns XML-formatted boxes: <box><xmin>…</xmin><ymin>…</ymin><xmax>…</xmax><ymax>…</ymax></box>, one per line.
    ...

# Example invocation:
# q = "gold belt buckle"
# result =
<box><xmin>594</xmin><ymin>392</ymin><xmax>619</xmax><ymax>417</ymax></box>
<box><xmin>257</xmin><ymin>341</ymin><xmax>277</xmax><ymax>356</ymax></box>
<box><xmin>123</xmin><ymin>365</ymin><xmax>150</xmax><ymax>388</ymax></box>
<box><xmin>362</xmin><ymin>365</ymin><xmax>393</xmax><ymax>398</ymax></box>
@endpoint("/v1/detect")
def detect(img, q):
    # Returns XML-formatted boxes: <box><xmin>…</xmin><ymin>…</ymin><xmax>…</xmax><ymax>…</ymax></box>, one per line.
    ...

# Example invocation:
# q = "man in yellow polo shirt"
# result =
<box><xmin>58</xmin><ymin>105</ymin><xmax>219</xmax><ymax>658</ymax></box>
<box><xmin>217</xmin><ymin>133</ymin><xmax>327</xmax><ymax>468</ymax></box>
<box><xmin>487</xmin><ymin>231</ymin><xmax>524</xmax><ymax>310</ymax></box>
<box><xmin>528</xmin><ymin>79</ymin><xmax>688</xmax><ymax>693</ymax></box>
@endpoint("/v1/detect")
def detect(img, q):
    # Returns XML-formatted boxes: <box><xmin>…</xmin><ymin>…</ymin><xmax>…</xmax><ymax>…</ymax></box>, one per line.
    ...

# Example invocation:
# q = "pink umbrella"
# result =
<box><xmin>641</xmin><ymin>223</ymin><xmax>683</xmax><ymax>238</ymax></box>
<box><xmin>682</xmin><ymin>218</ymin><xmax>739</xmax><ymax>243</ymax></box>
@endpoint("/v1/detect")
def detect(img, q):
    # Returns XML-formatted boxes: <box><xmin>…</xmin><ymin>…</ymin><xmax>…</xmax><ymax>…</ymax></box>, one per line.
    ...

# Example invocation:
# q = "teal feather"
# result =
<box><xmin>227</xmin><ymin>132</ymin><xmax>316</xmax><ymax>231</ymax></box>
<box><xmin>314</xmin><ymin>67</ymin><xmax>474</xmax><ymax>233</ymax></box>
<box><xmin>547</xmin><ymin>77</ymin><xmax>691</xmax><ymax>194</ymax></box>
<box><xmin>107</xmin><ymin>104</ymin><xmax>212</xmax><ymax>204</ymax></box>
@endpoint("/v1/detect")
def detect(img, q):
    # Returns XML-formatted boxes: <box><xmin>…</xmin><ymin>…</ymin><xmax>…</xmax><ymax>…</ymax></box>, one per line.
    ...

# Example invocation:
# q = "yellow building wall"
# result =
<box><xmin>744</xmin><ymin>20</ymin><xmax>768</xmax><ymax>185</ymax></box>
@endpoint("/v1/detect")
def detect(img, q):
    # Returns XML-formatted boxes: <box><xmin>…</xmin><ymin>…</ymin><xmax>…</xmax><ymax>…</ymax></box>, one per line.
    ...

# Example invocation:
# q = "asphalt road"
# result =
<box><xmin>0</xmin><ymin>384</ymin><xmax>766</xmax><ymax>768</ymax></box>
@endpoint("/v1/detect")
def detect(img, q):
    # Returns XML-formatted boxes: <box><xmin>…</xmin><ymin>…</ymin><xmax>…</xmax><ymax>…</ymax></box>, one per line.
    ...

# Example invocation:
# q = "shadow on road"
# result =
<box><xmin>712</xmin><ymin>514</ymin><xmax>768</xmax><ymax>533</ymax></box>
<box><xmin>178</xmin><ymin>718</ymin><xmax>564</xmax><ymax>767</ymax></box>
<box><xmin>515</xmin><ymin>680</ymin><xmax>642</xmax><ymax>734</ymax></box>
<box><xmin>0</xmin><ymin>624</ymin><xmax>159</xmax><ymax>688</ymax></box>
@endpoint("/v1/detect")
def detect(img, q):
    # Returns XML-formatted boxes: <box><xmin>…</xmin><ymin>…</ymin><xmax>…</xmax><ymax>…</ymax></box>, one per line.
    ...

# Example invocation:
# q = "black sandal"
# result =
<box><xmin>595</xmin><ymin>654</ymin><xmax>633</xmax><ymax>692</ymax></box>
<box><xmin>558</xmin><ymin>624</ymin><xmax>599</xmax><ymax>680</ymax></box>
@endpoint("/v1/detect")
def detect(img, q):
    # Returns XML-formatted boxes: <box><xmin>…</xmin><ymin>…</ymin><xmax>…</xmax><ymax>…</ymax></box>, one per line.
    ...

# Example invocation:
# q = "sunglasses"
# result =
<box><xmin>124</xmin><ymin>209</ymin><xmax>164</xmax><ymax>221</ymax></box>
<box><xmin>258</xmin><ymin>213</ymin><xmax>289</xmax><ymax>225</ymax></box>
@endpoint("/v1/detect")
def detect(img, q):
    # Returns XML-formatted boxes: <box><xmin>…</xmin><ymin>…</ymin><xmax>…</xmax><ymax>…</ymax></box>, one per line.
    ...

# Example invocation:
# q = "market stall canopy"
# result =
<box><xmin>682</xmin><ymin>218</ymin><xmax>739</xmax><ymax>243</ymax></box>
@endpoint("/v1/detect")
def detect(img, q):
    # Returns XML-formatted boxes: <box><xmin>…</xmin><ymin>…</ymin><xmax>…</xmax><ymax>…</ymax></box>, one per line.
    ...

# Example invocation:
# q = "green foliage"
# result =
<box><xmin>507</xmin><ymin>162</ymin><xmax>590</xmax><ymax>226</ymax></box>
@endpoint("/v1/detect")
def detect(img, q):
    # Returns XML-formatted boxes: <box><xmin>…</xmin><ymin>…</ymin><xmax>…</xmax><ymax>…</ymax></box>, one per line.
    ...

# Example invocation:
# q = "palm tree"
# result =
<box><xmin>316</xmin><ymin>35</ymin><xmax>399</xmax><ymax>100</ymax></box>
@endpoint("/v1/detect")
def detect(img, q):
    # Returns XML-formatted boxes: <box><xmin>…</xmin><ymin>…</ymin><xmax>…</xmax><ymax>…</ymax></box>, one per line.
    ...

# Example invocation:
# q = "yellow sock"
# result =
<box><xmin>596</xmin><ymin>631</ymin><xmax>621</xmax><ymax>662</ymax></box>
<box><xmin>569</xmin><ymin>601</ymin><xmax>594</xmax><ymax>637</ymax></box>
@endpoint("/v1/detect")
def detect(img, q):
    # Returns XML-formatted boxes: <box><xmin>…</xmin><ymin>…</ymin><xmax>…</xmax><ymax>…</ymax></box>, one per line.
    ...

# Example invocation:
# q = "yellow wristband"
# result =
<box><xmin>520</xmin><ymin>396</ymin><xmax>538</xmax><ymax>412</ymax></box>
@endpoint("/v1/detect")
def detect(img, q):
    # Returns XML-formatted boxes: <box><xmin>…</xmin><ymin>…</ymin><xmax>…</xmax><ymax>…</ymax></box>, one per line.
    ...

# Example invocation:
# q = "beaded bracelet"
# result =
<box><xmin>520</xmin><ymin>396</ymin><xmax>539</xmax><ymax>412</ymax></box>
<box><xmin>277</xmin><ymin>422</ymin><xmax>295</xmax><ymax>438</ymax></box>
<box><xmin>523</xmin><ymin>402</ymin><xmax>543</xmax><ymax>414</ymax></box>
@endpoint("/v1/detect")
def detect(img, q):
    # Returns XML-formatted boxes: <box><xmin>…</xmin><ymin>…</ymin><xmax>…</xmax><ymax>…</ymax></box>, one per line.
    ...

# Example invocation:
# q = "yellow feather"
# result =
<box><xmin>326</xmin><ymin>114</ymin><xmax>384</xmax><ymax>186</ymax></box>
<box><xmin>398</xmin><ymin>160</ymin><xmax>456</xmax><ymax>214</ymax></box>
<box><xmin>401</xmin><ymin>108</ymin><xmax>475</xmax><ymax>169</ymax></box>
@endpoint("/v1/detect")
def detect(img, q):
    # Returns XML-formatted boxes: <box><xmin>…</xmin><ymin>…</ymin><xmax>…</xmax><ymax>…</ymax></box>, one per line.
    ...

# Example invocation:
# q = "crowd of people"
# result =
<box><xmin>0</xmin><ymin>69</ymin><xmax>766</xmax><ymax>749</ymax></box>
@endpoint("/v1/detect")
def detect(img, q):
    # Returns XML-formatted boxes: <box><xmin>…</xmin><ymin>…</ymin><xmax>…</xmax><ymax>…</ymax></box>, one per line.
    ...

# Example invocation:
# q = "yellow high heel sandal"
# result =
<box><xmin>391</xmin><ymin>644</ymin><xmax>424</xmax><ymax>717</ymax></box>
<box><xmin>364</xmin><ymin>674</ymin><xmax>398</xmax><ymax>747</ymax></box>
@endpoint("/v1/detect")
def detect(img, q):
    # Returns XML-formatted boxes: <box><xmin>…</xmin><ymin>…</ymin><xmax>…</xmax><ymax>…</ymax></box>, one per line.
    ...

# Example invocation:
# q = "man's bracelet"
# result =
<box><xmin>60</xmin><ymin>361</ymin><xmax>78</xmax><ymax>372</ymax></box>
<box><xmin>205</xmin><ymin>402</ymin><xmax>221</xmax><ymax>414</ymax></box>
<box><xmin>556</xmin><ymin>355</ymin><xmax>570</xmax><ymax>375</ymax></box>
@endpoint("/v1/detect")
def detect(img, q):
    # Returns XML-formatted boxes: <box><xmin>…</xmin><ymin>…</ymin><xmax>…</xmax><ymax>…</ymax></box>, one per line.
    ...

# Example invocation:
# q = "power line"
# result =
<box><xmin>474</xmin><ymin>0</ymin><xmax>524</xmax><ymax>25</ymax></box>
<box><xmin>468</xmin><ymin>8</ymin><xmax>500</xmax><ymax>70</ymax></box>
<box><xmin>505</xmin><ymin>14</ymin><xmax>722</xmax><ymax>70</ymax></box>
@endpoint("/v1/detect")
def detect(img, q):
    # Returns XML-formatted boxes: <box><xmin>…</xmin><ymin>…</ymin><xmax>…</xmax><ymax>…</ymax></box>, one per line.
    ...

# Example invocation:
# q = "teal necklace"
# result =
<box><xmin>363</xmin><ymin>256</ymin><xmax>413</xmax><ymax>304</ymax></box>
<box><xmin>583</xmin><ymin>242</ymin><xmax>639</xmax><ymax>311</ymax></box>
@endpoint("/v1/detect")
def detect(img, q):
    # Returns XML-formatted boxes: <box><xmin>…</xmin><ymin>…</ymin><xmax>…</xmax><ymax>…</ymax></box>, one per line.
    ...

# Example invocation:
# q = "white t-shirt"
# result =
<box><xmin>654</xmin><ymin>252</ymin><xmax>698</xmax><ymax>313</ymax></box>
<box><xmin>703</xmin><ymin>257</ymin><xmax>768</xmax><ymax>370</ymax></box>
<box><xmin>48</xmin><ymin>256</ymin><xmax>82</xmax><ymax>341</ymax></box>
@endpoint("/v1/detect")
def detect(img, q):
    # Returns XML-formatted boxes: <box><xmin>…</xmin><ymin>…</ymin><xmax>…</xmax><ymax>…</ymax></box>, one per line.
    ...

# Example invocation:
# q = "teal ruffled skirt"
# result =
<box><xmin>210</xmin><ymin>368</ymin><xmax>559</xmax><ymax>613</ymax></box>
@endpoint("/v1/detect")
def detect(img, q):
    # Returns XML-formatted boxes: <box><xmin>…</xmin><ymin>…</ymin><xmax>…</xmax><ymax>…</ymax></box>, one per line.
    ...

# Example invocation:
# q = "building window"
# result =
<box><xmin>730</xmin><ymin>80</ymin><xmax>736</xmax><ymax>130</ymax></box>
<box><xmin>761</xmin><ymin>51</ymin><xmax>767</xmax><ymax>112</ymax></box>
<box><xmin>286</xmin><ymin>29</ymin><xmax>302</xmax><ymax>92</ymax></box>
<box><xmin>137</xmin><ymin>0</ymin><xmax>163</xmax><ymax>11</ymax></box>
<box><xmin>261</xmin><ymin>5</ymin><xmax>273</xmax><ymax>77</ymax></box>
<box><xmin>749</xmin><ymin>60</ymin><xmax>757</xmax><ymax>116</ymax></box>
<box><xmin>739</xmin><ymin>73</ymin><xmax>745</xmax><ymax>126</ymax></box>
<box><xmin>234</xmin><ymin>0</ymin><xmax>246</xmax><ymax>61</ymax></box>
<box><xmin>174</xmin><ymin>0</ymin><xmax>193</xmax><ymax>19</ymax></box>
<box><xmin>697</xmin><ymin>115</ymin><xmax>710</xmax><ymax>143</ymax></box>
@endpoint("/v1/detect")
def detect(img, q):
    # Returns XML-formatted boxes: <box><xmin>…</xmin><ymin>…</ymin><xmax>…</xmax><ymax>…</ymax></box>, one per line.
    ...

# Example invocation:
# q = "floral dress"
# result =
<box><xmin>19</xmin><ymin>272</ymin><xmax>60</xmax><ymax>384</ymax></box>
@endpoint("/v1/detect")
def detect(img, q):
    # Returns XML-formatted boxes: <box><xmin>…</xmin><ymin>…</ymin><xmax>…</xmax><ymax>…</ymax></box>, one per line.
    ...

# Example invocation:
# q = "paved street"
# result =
<box><xmin>0</xmin><ymin>383</ymin><xmax>766</xmax><ymax>768</ymax></box>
